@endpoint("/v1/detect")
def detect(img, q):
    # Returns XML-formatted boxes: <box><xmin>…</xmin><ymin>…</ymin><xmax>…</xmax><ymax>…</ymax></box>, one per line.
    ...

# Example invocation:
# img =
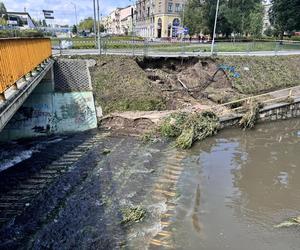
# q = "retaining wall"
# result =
<box><xmin>220</xmin><ymin>97</ymin><xmax>300</xmax><ymax>128</ymax></box>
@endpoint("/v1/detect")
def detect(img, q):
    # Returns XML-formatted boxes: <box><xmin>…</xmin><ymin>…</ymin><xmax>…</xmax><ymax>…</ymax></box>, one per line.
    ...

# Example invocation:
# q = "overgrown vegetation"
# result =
<box><xmin>160</xmin><ymin>111</ymin><xmax>220</xmax><ymax>149</ymax></box>
<box><xmin>120</xmin><ymin>206</ymin><xmax>146</xmax><ymax>225</ymax></box>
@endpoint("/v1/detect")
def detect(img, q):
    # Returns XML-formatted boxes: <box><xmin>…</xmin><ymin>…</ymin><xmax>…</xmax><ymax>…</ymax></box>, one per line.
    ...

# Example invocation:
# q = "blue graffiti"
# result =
<box><xmin>218</xmin><ymin>64</ymin><xmax>241</xmax><ymax>78</ymax></box>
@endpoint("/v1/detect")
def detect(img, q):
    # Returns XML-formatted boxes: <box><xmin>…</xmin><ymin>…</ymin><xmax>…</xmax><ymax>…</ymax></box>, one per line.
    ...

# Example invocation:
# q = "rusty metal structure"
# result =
<box><xmin>0</xmin><ymin>38</ymin><xmax>52</xmax><ymax>95</ymax></box>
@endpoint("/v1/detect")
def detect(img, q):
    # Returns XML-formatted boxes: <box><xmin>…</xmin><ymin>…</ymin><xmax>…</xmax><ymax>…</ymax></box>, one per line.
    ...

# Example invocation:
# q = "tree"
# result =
<box><xmin>99</xmin><ymin>24</ymin><xmax>105</xmax><ymax>32</ymax></box>
<box><xmin>183</xmin><ymin>0</ymin><xmax>264</xmax><ymax>37</ymax></box>
<box><xmin>270</xmin><ymin>0</ymin><xmax>300</xmax><ymax>39</ymax></box>
<box><xmin>79</xmin><ymin>17</ymin><xmax>94</xmax><ymax>32</ymax></box>
<box><xmin>248</xmin><ymin>3</ymin><xmax>264</xmax><ymax>37</ymax></box>
<box><xmin>182</xmin><ymin>0</ymin><xmax>203</xmax><ymax>35</ymax></box>
<box><xmin>72</xmin><ymin>25</ymin><xmax>77</xmax><ymax>34</ymax></box>
<box><xmin>0</xmin><ymin>1</ymin><xmax>7</xmax><ymax>25</ymax></box>
<box><xmin>42</xmin><ymin>19</ymin><xmax>47</xmax><ymax>27</ymax></box>
<box><xmin>0</xmin><ymin>2</ymin><xmax>6</xmax><ymax>16</ymax></box>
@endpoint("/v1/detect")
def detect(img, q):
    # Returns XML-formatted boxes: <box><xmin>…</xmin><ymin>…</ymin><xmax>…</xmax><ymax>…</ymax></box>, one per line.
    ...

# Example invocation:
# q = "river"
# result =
<box><xmin>0</xmin><ymin>119</ymin><xmax>300</xmax><ymax>249</ymax></box>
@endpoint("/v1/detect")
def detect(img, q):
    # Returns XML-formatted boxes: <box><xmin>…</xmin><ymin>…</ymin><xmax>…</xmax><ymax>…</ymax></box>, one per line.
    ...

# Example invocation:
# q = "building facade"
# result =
<box><xmin>262</xmin><ymin>0</ymin><xmax>272</xmax><ymax>32</ymax></box>
<box><xmin>102</xmin><ymin>6</ymin><xmax>135</xmax><ymax>35</ymax></box>
<box><xmin>7</xmin><ymin>12</ymin><xmax>36</xmax><ymax>29</ymax></box>
<box><xmin>135</xmin><ymin>0</ymin><xmax>186</xmax><ymax>39</ymax></box>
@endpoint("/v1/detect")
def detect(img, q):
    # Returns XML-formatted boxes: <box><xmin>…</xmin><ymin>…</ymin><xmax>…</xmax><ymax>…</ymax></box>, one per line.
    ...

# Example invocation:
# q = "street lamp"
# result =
<box><xmin>70</xmin><ymin>2</ymin><xmax>78</xmax><ymax>27</ymax></box>
<box><xmin>129</xmin><ymin>0</ymin><xmax>135</xmax><ymax>56</ymax></box>
<box><xmin>211</xmin><ymin>0</ymin><xmax>220</xmax><ymax>55</ymax></box>
<box><xmin>96</xmin><ymin>0</ymin><xmax>101</xmax><ymax>55</ymax></box>
<box><xmin>93</xmin><ymin>0</ymin><xmax>97</xmax><ymax>47</ymax></box>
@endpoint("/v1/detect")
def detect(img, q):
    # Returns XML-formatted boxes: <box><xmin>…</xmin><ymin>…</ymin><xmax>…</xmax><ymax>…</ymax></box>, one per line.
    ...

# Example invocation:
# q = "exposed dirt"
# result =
<box><xmin>69</xmin><ymin>55</ymin><xmax>300</xmax><ymax>134</ymax></box>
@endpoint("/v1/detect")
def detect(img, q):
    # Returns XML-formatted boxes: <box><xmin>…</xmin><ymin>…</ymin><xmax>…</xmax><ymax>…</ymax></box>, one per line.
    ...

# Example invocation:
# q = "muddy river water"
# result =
<box><xmin>1</xmin><ymin>119</ymin><xmax>300</xmax><ymax>249</ymax></box>
<box><xmin>167</xmin><ymin>119</ymin><xmax>300</xmax><ymax>250</ymax></box>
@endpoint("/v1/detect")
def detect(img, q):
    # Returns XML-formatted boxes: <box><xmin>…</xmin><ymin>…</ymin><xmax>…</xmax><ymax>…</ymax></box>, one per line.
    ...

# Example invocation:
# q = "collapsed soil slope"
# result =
<box><xmin>73</xmin><ymin>55</ymin><xmax>300</xmax><ymax>115</ymax></box>
<box><xmin>89</xmin><ymin>56</ymin><xmax>166</xmax><ymax>114</ymax></box>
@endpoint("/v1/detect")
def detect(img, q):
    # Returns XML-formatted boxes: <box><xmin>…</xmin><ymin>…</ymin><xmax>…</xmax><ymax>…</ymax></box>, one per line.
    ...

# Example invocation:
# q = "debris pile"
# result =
<box><xmin>239</xmin><ymin>101</ymin><xmax>261</xmax><ymax>129</ymax></box>
<box><xmin>160</xmin><ymin>111</ymin><xmax>220</xmax><ymax>149</ymax></box>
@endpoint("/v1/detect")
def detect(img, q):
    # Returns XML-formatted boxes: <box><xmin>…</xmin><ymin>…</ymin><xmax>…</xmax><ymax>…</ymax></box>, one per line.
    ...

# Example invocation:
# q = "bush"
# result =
<box><xmin>0</xmin><ymin>29</ymin><xmax>44</xmax><ymax>38</ymax></box>
<box><xmin>264</xmin><ymin>27</ymin><xmax>275</xmax><ymax>37</ymax></box>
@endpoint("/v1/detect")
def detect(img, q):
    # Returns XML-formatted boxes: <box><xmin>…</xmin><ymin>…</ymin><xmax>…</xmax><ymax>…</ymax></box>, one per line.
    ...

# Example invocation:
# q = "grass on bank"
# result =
<box><xmin>218</xmin><ymin>56</ymin><xmax>300</xmax><ymax>94</ymax></box>
<box><xmin>87</xmin><ymin>55</ymin><xmax>167</xmax><ymax>114</ymax></box>
<box><xmin>52</xmin><ymin>37</ymin><xmax>300</xmax><ymax>52</ymax></box>
<box><xmin>155</xmin><ymin>41</ymin><xmax>300</xmax><ymax>53</ymax></box>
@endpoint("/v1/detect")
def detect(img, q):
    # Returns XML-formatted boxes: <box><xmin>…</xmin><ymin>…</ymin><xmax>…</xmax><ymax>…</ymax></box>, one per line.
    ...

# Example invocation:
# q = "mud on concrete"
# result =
<box><xmin>0</xmin><ymin>132</ymin><xmax>171</xmax><ymax>249</ymax></box>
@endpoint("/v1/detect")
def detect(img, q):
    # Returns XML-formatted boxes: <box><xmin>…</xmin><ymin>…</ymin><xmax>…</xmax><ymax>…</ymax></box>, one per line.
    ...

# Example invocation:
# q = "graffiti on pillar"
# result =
<box><xmin>59</xmin><ymin>97</ymin><xmax>95</xmax><ymax>126</ymax></box>
<box><xmin>6</xmin><ymin>105</ymin><xmax>52</xmax><ymax>133</ymax></box>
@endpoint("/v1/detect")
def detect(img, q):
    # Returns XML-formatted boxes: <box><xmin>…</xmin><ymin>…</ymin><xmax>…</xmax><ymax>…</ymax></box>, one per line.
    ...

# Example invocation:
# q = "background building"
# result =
<box><xmin>103</xmin><ymin>6</ymin><xmax>135</xmax><ymax>35</ymax></box>
<box><xmin>6</xmin><ymin>12</ymin><xmax>36</xmax><ymax>29</ymax></box>
<box><xmin>135</xmin><ymin>0</ymin><xmax>186</xmax><ymax>39</ymax></box>
<box><xmin>262</xmin><ymin>0</ymin><xmax>272</xmax><ymax>32</ymax></box>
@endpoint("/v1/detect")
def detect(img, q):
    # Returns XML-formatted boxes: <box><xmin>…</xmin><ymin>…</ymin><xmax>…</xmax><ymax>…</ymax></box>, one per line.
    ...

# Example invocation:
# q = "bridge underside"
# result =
<box><xmin>0</xmin><ymin>59</ymin><xmax>98</xmax><ymax>141</ymax></box>
<box><xmin>0</xmin><ymin>60</ymin><xmax>54</xmax><ymax>133</ymax></box>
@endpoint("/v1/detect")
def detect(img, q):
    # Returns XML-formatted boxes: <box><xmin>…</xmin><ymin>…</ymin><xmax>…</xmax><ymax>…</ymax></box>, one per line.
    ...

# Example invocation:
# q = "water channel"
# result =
<box><xmin>167</xmin><ymin>119</ymin><xmax>300</xmax><ymax>250</ymax></box>
<box><xmin>0</xmin><ymin>119</ymin><xmax>300</xmax><ymax>249</ymax></box>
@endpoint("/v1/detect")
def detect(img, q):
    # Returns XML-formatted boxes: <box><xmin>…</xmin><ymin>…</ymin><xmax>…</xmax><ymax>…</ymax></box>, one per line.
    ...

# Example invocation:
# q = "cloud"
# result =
<box><xmin>2</xmin><ymin>0</ymin><xmax>131</xmax><ymax>25</ymax></box>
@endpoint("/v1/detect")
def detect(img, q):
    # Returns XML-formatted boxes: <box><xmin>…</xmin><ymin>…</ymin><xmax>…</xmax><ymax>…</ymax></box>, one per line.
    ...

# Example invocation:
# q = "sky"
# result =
<box><xmin>2</xmin><ymin>0</ymin><xmax>132</xmax><ymax>25</ymax></box>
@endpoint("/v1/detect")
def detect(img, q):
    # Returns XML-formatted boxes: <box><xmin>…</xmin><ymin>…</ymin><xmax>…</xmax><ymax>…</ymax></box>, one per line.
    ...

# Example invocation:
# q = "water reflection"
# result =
<box><xmin>174</xmin><ymin>120</ymin><xmax>300</xmax><ymax>250</ymax></box>
<box><xmin>230</xmin><ymin>122</ymin><xmax>300</xmax><ymax>215</ymax></box>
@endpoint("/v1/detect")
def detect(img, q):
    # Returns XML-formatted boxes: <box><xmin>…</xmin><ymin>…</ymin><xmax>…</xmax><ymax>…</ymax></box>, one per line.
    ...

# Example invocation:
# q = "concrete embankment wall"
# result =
<box><xmin>220</xmin><ymin>97</ymin><xmax>300</xmax><ymax>128</ymax></box>
<box><xmin>0</xmin><ymin>59</ymin><xmax>97</xmax><ymax>141</ymax></box>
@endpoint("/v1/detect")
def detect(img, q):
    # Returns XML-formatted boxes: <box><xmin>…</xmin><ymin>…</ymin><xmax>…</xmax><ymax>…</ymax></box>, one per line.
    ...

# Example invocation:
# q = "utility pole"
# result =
<box><xmin>71</xmin><ymin>2</ymin><xmax>78</xmax><ymax>27</ymax></box>
<box><xmin>129</xmin><ymin>0</ymin><xmax>135</xmax><ymax>56</ymax></box>
<box><xmin>96</xmin><ymin>0</ymin><xmax>101</xmax><ymax>55</ymax></box>
<box><xmin>131</xmin><ymin>6</ymin><xmax>134</xmax><ymax>56</ymax></box>
<box><xmin>93</xmin><ymin>0</ymin><xmax>97</xmax><ymax>48</ymax></box>
<box><xmin>211</xmin><ymin>0</ymin><xmax>220</xmax><ymax>55</ymax></box>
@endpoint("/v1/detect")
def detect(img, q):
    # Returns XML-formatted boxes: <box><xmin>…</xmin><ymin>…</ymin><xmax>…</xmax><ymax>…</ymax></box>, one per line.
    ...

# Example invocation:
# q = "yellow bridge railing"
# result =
<box><xmin>0</xmin><ymin>38</ymin><xmax>52</xmax><ymax>95</ymax></box>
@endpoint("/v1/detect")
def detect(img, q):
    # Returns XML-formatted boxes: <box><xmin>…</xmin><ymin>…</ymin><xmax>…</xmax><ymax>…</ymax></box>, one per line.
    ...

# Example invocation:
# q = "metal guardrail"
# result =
<box><xmin>0</xmin><ymin>38</ymin><xmax>52</xmax><ymax>95</ymax></box>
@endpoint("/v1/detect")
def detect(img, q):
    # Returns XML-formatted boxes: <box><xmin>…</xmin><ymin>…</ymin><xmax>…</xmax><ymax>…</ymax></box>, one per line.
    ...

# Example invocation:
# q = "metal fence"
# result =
<box><xmin>0</xmin><ymin>38</ymin><xmax>52</xmax><ymax>94</ymax></box>
<box><xmin>52</xmin><ymin>38</ymin><xmax>300</xmax><ymax>57</ymax></box>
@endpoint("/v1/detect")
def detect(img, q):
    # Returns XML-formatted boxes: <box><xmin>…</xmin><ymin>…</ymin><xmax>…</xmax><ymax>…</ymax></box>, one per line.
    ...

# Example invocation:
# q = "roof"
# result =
<box><xmin>7</xmin><ymin>12</ymin><xmax>34</xmax><ymax>21</ymax></box>
<box><xmin>6</xmin><ymin>11</ymin><xmax>36</xmax><ymax>27</ymax></box>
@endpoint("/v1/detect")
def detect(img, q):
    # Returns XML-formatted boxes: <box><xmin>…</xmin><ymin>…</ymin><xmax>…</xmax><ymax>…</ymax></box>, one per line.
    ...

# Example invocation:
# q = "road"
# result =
<box><xmin>53</xmin><ymin>49</ymin><xmax>300</xmax><ymax>57</ymax></box>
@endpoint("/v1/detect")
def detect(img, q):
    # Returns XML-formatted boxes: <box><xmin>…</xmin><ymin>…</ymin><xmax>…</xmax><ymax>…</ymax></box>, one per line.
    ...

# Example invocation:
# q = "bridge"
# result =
<box><xmin>0</xmin><ymin>38</ymin><xmax>97</xmax><ymax>140</ymax></box>
<box><xmin>0</xmin><ymin>38</ymin><xmax>53</xmax><ymax>132</ymax></box>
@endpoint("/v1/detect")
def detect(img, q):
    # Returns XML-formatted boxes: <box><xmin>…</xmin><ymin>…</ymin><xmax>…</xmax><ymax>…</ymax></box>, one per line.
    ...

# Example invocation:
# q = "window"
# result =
<box><xmin>175</xmin><ymin>3</ymin><xmax>180</xmax><ymax>12</ymax></box>
<box><xmin>168</xmin><ymin>3</ymin><xmax>173</xmax><ymax>13</ymax></box>
<box><xmin>147</xmin><ymin>7</ymin><xmax>150</xmax><ymax>17</ymax></box>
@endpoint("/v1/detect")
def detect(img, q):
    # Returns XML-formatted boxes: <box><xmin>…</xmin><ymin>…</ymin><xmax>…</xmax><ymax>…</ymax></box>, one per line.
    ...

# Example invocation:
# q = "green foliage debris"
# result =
<box><xmin>274</xmin><ymin>216</ymin><xmax>300</xmax><ymax>228</ymax></box>
<box><xmin>239</xmin><ymin>101</ymin><xmax>261</xmax><ymax>129</ymax></box>
<box><xmin>121</xmin><ymin>206</ymin><xmax>146</xmax><ymax>225</ymax></box>
<box><xmin>160</xmin><ymin>112</ymin><xmax>189</xmax><ymax>138</ymax></box>
<box><xmin>160</xmin><ymin>111</ymin><xmax>220</xmax><ymax>149</ymax></box>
